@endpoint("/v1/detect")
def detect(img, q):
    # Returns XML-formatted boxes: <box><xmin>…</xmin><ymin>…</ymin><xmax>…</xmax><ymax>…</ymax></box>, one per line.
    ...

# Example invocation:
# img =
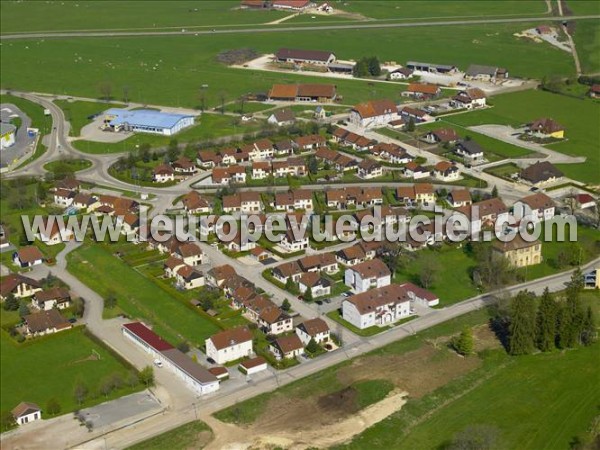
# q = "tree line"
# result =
<box><xmin>502</xmin><ymin>269</ymin><xmax>596</xmax><ymax>355</ymax></box>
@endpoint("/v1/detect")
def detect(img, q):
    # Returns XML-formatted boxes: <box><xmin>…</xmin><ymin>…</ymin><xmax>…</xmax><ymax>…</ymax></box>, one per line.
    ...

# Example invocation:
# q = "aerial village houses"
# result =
<box><xmin>153</xmin><ymin>164</ymin><xmax>176</xmax><ymax>183</ymax></box>
<box><xmin>212</xmin><ymin>166</ymin><xmax>246</xmax><ymax>185</ymax></box>
<box><xmin>0</xmin><ymin>274</ymin><xmax>42</xmax><ymax>300</ymax></box>
<box><xmin>34</xmin><ymin>217</ymin><xmax>75</xmax><ymax>246</ymax></box>
<box><xmin>448</xmin><ymin>188</ymin><xmax>472</xmax><ymax>207</ymax></box>
<box><xmin>526</xmin><ymin>118</ymin><xmax>565</xmax><ymax>139</ymax></box>
<box><xmin>13</xmin><ymin>246</ymin><xmax>44</xmax><ymax>268</ymax></box>
<box><xmin>181</xmin><ymin>191</ymin><xmax>210</xmax><ymax>214</ymax></box>
<box><xmin>434</xmin><ymin>161</ymin><xmax>460</xmax><ymax>181</ymax></box>
<box><xmin>205</xmin><ymin>327</ymin><xmax>253</xmax><ymax>365</ymax></box>
<box><xmin>342</xmin><ymin>284</ymin><xmax>411</xmax><ymax>329</ymax></box>
<box><xmin>357</xmin><ymin>159</ymin><xmax>383</xmax><ymax>180</ymax></box>
<box><xmin>296</xmin><ymin>318</ymin><xmax>330</xmax><ymax>345</ymax></box>
<box><xmin>12</xmin><ymin>402</ymin><xmax>41</xmax><ymax>426</ymax></box>
<box><xmin>513</xmin><ymin>192</ymin><xmax>555</xmax><ymax>223</ymax></box>
<box><xmin>403</xmin><ymin>161</ymin><xmax>431</xmax><ymax>180</ymax></box>
<box><xmin>396</xmin><ymin>184</ymin><xmax>436</xmax><ymax>206</ymax></box>
<box><xmin>175</xmin><ymin>265</ymin><xmax>205</xmax><ymax>290</ymax></box>
<box><xmin>23</xmin><ymin>309</ymin><xmax>72</xmax><ymax>336</ymax></box>
<box><xmin>389</xmin><ymin>67</ymin><xmax>414</xmax><ymax>80</ymax></box>
<box><xmin>344</xmin><ymin>258</ymin><xmax>391</xmax><ymax>293</ymax></box>
<box><xmin>270</xmin><ymin>334</ymin><xmax>304</xmax><ymax>359</ymax></box>
<box><xmin>455</xmin><ymin>139</ymin><xmax>485</xmax><ymax>164</ymax></box>
<box><xmin>298</xmin><ymin>272</ymin><xmax>331</xmax><ymax>298</ymax></box>
<box><xmin>424</xmin><ymin>128</ymin><xmax>459</xmax><ymax>144</ymax></box>
<box><xmin>267</xmin><ymin>108</ymin><xmax>295</xmax><ymax>127</ymax></box>
<box><xmin>222</xmin><ymin>192</ymin><xmax>262</xmax><ymax>213</ymax></box>
<box><xmin>349</xmin><ymin>99</ymin><xmax>400</xmax><ymax>128</ymax></box>
<box><xmin>492</xmin><ymin>235</ymin><xmax>542</xmax><ymax>267</ymax></box>
<box><xmin>451</xmin><ymin>88</ymin><xmax>487</xmax><ymax>109</ymax></box>
<box><xmin>520</xmin><ymin>161</ymin><xmax>563</xmax><ymax>186</ymax></box>
<box><xmin>399</xmin><ymin>107</ymin><xmax>432</xmax><ymax>123</ymax></box>
<box><xmin>32</xmin><ymin>287</ymin><xmax>71</xmax><ymax>311</ymax></box>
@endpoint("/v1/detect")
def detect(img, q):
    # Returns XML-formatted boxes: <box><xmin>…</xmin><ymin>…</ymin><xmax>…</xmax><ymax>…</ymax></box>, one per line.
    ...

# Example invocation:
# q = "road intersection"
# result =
<box><xmin>1</xmin><ymin>89</ymin><xmax>597</xmax><ymax>449</ymax></box>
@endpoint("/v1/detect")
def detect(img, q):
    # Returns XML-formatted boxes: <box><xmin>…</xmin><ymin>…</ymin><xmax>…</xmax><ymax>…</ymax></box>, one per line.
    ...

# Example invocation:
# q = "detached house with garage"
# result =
<box><xmin>296</xmin><ymin>318</ymin><xmax>330</xmax><ymax>345</ymax></box>
<box><xmin>451</xmin><ymin>88</ymin><xmax>487</xmax><ymax>109</ymax></box>
<box><xmin>270</xmin><ymin>334</ymin><xmax>304</xmax><ymax>359</ymax></box>
<box><xmin>13</xmin><ymin>246</ymin><xmax>44</xmax><ymax>268</ymax></box>
<box><xmin>222</xmin><ymin>192</ymin><xmax>262</xmax><ymax>214</ymax></box>
<box><xmin>520</xmin><ymin>161</ymin><xmax>563</xmax><ymax>186</ymax></box>
<box><xmin>274</xmin><ymin>189</ymin><xmax>313</xmax><ymax>212</ymax></box>
<box><xmin>357</xmin><ymin>159</ymin><xmax>383</xmax><ymax>180</ymax></box>
<box><xmin>32</xmin><ymin>287</ymin><xmax>71</xmax><ymax>311</ymax></box>
<box><xmin>349</xmin><ymin>99</ymin><xmax>399</xmax><ymax>128</ymax></box>
<box><xmin>455</xmin><ymin>139</ymin><xmax>484</xmax><ymax>164</ymax></box>
<box><xmin>424</xmin><ymin>128</ymin><xmax>459</xmax><ymax>144</ymax></box>
<box><xmin>181</xmin><ymin>191</ymin><xmax>210</xmax><ymax>214</ymax></box>
<box><xmin>0</xmin><ymin>274</ymin><xmax>42</xmax><ymax>300</ymax></box>
<box><xmin>298</xmin><ymin>272</ymin><xmax>331</xmax><ymax>298</ymax></box>
<box><xmin>205</xmin><ymin>327</ymin><xmax>253</xmax><ymax>365</ymax></box>
<box><xmin>153</xmin><ymin>164</ymin><xmax>176</xmax><ymax>183</ymax></box>
<box><xmin>434</xmin><ymin>161</ymin><xmax>460</xmax><ymax>181</ymax></box>
<box><xmin>344</xmin><ymin>258</ymin><xmax>391</xmax><ymax>293</ymax></box>
<box><xmin>448</xmin><ymin>188</ymin><xmax>472</xmax><ymax>207</ymax></box>
<box><xmin>513</xmin><ymin>192</ymin><xmax>555</xmax><ymax>223</ymax></box>
<box><xmin>526</xmin><ymin>118</ymin><xmax>565</xmax><ymax>139</ymax></box>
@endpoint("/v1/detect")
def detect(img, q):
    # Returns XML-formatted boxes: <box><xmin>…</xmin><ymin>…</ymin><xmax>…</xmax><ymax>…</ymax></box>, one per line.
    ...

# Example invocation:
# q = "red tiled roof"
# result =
<box><xmin>123</xmin><ymin>322</ymin><xmax>174</xmax><ymax>352</ymax></box>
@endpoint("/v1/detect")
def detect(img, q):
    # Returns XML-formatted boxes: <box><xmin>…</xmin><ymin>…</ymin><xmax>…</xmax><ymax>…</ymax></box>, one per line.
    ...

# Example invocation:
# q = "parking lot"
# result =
<box><xmin>0</xmin><ymin>103</ymin><xmax>37</xmax><ymax>167</ymax></box>
<box><xmin>77</xmin><ymin>390</ymin><xmax>162</xmax><ymax>429</ymax></box>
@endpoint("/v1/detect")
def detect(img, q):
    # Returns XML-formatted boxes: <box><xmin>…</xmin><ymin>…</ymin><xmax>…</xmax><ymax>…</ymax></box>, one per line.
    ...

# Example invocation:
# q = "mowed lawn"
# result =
<box><xmin>0</xmin><ymin>22</ymin><xmax>576</xmax><ymax>110</ymax></box>
<box><xmin>66</xmin><ymin>243</ymin><xmax>220</xmax><ymax>345</ymax></box>
<box><xmin>339</xmin><ymin>1</ymin><xmax>548</xmax><ymax>19</ymax></box>
<box><xmin>0</xmin><ymin>327</ymin><xmax>141</xmax><ymax>414</ymax></box>
<box><xmin>0</xmin><ymin>1</ymin><xmax>288</xmax><ymax>33</ymax></box>
<box><xmin>358</xmin><ymin>344</ymin><xmax>599</xmax><ymax>450</ymax></box>
<box><xmin>446</xmin><ymin>90</ymin><xmax>600</xmax><ymax>184</ymax></box>
<box><xmin>572</xmin><ymin>20</ymin><xmax>600</xmax><ymax>74</ymax></box>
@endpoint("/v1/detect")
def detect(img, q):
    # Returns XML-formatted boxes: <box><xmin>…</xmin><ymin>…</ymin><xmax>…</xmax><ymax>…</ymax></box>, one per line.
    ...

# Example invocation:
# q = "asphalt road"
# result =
<box><xmin>1</xmin><ymin>15</ymin><xmax>598</xmax><ymax>40</ymax></box>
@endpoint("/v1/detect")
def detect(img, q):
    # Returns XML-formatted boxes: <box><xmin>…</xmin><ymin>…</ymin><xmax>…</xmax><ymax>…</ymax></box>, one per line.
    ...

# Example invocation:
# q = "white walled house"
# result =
<box><xmin>205</xmin><ymin>327</ymin><xmax>253</xmax><ymax>365</ymax></box>
<box><xmin>270</xmin><ymin>334</ymin><xmax>304</xmax><ymax>359</ymax></box>
<box><xmin>342</xmin><ymin>284</ymin><xmax>412</xmax><ymax>329</ymax></box>
<box><xmin>344</xmin><ymin>259</ymin><xmax>391</xmax><ymax>293</ymax></box>
<box><xmin>349</xmin><ymin>99</ymin><xmax>399</xmax><ymax>129</ymax></box>
<box><xmin>12</xmin><ymin>402</ymin><xmax>41</xmax><ymax>426</ymax></box>
<box><xmin>296</xmin><ymin>318</ymin><xmax>330</xmax><ymax>345</ymax></box>
<box><xmin>513</xmin><ymin>193</ymin><xmax>555</xmax><ymax>223</ymax></box>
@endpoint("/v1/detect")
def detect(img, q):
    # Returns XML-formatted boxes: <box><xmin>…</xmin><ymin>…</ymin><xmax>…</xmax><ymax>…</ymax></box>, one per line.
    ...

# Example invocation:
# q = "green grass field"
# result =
<box><xmin>445</xmin><ymin>90</ymin><xmax>600</xmax><ymax>183</ymax></box>
<box><xmin>126</xmin><ymin>420</ymin><xmax>213</xmax><ymax>450</ymax></box>
<box><xmin>0</xmin><ymin>327</ymin><xmax>142</xmax><ymax>414</ymax></box>
<box><xmin>573</xmin><ymin>20</ymin><xmax>600</xmax><ymax>74</ymax></box>
<box><xmin>339</xmin><ymin>1</ymin><xmax>548</xmax><ymax>19</ymax></box>
<box><xmin>0</xmin><ymin>21</ymin><xmax>579</xmax><ymax>111</ymax></box>
<box><xmin>0</xmin><ymin>1</ymin><xmax>288</xmax><ymax>33</ymax></box>
<box><xmin>341</xmin><ymin>342</ymin><xmax>599</xmax><ymax>450</ymax></box>
<box><xmin>66</xmin><ymin>243</ymin><xmax>220</xmax><ymax>345</ymax></box>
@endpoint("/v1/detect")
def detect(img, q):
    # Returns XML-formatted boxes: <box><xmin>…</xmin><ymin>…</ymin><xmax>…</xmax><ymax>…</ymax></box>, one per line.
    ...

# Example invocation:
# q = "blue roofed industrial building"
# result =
<box><xmin>102</xmin><ymin>109</ymin><xmax>195</xmax><ymax>136</ymax></box>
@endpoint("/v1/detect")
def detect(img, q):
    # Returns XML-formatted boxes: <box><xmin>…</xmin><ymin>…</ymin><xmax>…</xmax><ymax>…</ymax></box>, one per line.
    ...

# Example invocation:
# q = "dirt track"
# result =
<box><xmin>203</xmin><ymin>389</ymin><xmax>408</xmax><ymax>450</ymax></box>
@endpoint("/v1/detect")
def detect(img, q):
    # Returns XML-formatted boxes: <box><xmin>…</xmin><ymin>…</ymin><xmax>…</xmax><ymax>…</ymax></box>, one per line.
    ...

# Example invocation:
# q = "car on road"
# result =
<box><xmin>207</xmin><ymin>357</ymin><xmax>216</xmax><ymax>364</ymax></box>
<box><xmin>153</xmin><ymin>359</ymin><xmax>163</xmax><ymax>368</ymax></box>
<box><xmin>342</xmin><ymin>292</ymin><xmax>352</xmax><ymax>298</ymax></box>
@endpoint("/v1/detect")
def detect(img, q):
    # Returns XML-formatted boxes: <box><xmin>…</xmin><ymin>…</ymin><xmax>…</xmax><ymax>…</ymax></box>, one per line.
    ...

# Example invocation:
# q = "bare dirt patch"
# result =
<box><xmin>337</xmin><ymin>343</ymin><xmax>481</xmax><ymax>399</ymax></box>
<box><xmin>473</xmin><ymin>323</ymin><xmax>503</xmax><ymax>353</ymax></box>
